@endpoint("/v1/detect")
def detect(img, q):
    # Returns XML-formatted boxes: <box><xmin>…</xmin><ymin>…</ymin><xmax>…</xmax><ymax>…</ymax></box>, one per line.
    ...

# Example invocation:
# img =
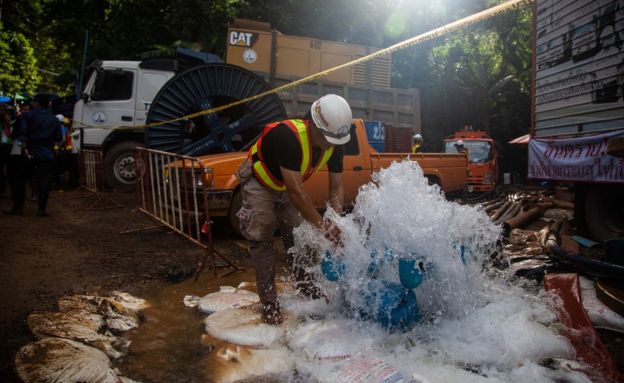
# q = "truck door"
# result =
<box><xmin>134</xmin><ymin>70</ymin><xmax>174</xmax><ymax>125</ymax></box>
<box><xmin>81</xmin><ymin>68</ymin><xmax>137</xmax><ymax>129</ymax></box>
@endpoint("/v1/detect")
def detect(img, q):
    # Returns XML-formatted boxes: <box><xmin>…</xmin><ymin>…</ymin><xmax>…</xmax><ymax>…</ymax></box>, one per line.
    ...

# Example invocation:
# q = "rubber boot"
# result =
<box><xmin>261</xmin><ymin>300</ymin><xmax>283</xmax><ymax>326</ymax></box>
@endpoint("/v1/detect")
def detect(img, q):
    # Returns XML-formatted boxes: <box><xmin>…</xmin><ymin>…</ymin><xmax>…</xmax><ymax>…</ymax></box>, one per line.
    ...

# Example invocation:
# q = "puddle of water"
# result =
<box><xmin>117</xmin><ymin>268</ymin><xmax>260</xmax><ymax>383</ymax></box>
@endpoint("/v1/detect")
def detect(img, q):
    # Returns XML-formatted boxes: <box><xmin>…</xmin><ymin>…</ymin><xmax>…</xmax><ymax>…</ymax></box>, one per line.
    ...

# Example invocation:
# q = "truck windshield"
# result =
<box><xmin>444</xmin><ymin>140</ymin><xmax>492</xmax><ymax>163</ymax></box>
<box><xmin>92</xmin><ymin>69</ymin><xmax>134</xmax><ymax>101</ymax></box>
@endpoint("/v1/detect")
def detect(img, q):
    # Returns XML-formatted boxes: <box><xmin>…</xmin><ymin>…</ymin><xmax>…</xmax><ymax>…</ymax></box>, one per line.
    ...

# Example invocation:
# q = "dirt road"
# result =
<box><xmin>0</xmin><ymin>190</ymin><xmax>246</xmax><ymax>382</ymax></box>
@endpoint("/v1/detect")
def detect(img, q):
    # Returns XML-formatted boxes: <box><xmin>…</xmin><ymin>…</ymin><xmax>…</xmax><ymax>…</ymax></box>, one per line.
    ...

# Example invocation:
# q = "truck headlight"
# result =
<box><xmin>162</xmin><ymin>167</ymin><xmax>213</xmax><ymax>189</ymax></box>
<box><xmin>201</xmin><ymin>168</ymin><xmax>213</xmax><ymax>189</ymax></box>
<box><xmin>185</xmin><ymin>167</ymin><xmax>213</xmax><ymax>189</ymax></box>
<box><xmin>483</xmin><ymin>172</ymin><xmax>493</xmax><ymax>184</ymax></box>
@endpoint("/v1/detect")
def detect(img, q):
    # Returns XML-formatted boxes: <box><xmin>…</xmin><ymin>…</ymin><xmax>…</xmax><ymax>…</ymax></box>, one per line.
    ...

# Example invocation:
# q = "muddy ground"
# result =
<box><xmin>1</xmin><ymin>188</ymin><xmax>622</xmax><ymax>382</ymax></box>
<box><xmin>0</xmin><ymin>189</ymin><xmax>248</xmax><ymax>382</ymax></box>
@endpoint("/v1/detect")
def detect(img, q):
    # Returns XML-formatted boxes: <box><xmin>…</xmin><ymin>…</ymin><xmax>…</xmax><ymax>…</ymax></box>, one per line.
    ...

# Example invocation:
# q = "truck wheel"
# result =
<box><xmin>105</xmin><ymin>141</ymin><xmax>144</xmax><ymax>192</ymax></box>
<box><xmin>425</xmin><ymin>175</ymin><xmax>441</xmax><ymax>187</ymax></box>
<box><xmin>228</xmin><ymin>190</ymin><xmax>243</xmax><ymax>237</ymax></box>
<box><xmin>585</xmin><ymin>184</ymin><xmax>624</xmax><ymax>242</ymax></box>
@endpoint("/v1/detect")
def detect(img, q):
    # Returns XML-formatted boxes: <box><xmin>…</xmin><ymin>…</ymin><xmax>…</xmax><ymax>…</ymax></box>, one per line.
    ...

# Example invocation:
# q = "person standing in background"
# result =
<box><xmin>411</xmin><ymin>133</ymin><xmax>423</xmax><ymax>153</ymax></box>
<box><xmin>4</xmin><ymin>95</ymin><xmax>61</xmax><ymax>217</ymax></box>
<box><xmin>6</xmin><ymin>102</ymin><xmax>29</xmax><ymax>201</ymax></box>
<box><xmin>0</xmin><ymin>104</ymin><xmax>13</xmax><ymax>198</ymax></box>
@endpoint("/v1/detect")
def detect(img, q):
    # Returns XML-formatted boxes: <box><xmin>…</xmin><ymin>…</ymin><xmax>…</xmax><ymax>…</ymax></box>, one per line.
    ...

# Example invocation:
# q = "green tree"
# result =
<box><xmin>0</xmin><ymin>22</ymin><xmax>40</xmax><ymax>95</ymax></box>
<box><xmin>425</xmin><ymin>5</ymin><xmax>531</xmax><ymax>142</ymax></box>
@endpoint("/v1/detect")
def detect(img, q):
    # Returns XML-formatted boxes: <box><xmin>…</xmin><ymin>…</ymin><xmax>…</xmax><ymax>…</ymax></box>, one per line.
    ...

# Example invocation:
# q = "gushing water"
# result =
<box><xmin>119</xmin><ymin>160</ymin><xmax>587</xmax><ymax>383</ymax></box>
<box><xmin>286</xmin><ymin>161</ymin><xmax>584</xmax><ymax>382</ymax></box>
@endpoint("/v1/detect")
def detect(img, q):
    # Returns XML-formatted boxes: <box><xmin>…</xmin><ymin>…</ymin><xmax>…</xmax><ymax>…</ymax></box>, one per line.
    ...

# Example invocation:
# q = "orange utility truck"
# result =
<box><xmin>443</xmin><ymin>130</ymin><xmax>499</xmax><ymax>193</ymax></box>
<box><xmin>188</xmin><ymin>119</ymin><xmax>467</xmax><ymax>232</ymax></box>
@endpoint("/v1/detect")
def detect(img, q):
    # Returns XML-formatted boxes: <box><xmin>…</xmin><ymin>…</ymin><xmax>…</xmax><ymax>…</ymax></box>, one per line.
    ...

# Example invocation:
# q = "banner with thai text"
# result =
<box><xmin>528</xmin><ymin>130</ymin><xmax>624</xmax><ymax>182</ymax></box>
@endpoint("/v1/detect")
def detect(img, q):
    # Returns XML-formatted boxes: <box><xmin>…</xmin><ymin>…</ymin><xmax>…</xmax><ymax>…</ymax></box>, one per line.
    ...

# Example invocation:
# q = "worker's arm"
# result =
<box><xmin>328</xmin><ymin>171</ymin><xmax>344</xmax><ymax>214</ymax></box>
<box><xmin>281</xmin><ymin>167</ymin><xmax>324</xmax><ymax>229</ymax></box>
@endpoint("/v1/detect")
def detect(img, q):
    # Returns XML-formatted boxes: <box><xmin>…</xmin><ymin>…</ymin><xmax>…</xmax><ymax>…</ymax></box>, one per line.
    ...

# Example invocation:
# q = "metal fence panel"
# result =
<box><xmin>122</xmin><ymin>147</ymin><xmax>242</xmax><ymax>278</ymax></box>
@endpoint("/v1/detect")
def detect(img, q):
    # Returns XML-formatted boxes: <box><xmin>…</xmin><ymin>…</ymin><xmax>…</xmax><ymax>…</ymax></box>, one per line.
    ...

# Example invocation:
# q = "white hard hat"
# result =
<box><xmin>412</xmin><ymin>133</ymin><xmax>422</xmax><ymax>141</ymax></box>
<box><xmin>56</xmin><ymin>114</ymin><xmax>64</xmax><ymax>122</ymax></box>
<box><xmin>311</xmin><ymin>94</ymin><xmax>352</xmax><ymax>145</ymax></box>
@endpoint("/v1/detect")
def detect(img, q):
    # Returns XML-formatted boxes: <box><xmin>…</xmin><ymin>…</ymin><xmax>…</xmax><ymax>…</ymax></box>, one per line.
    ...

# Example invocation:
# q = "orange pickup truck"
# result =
<box><xmin>197</xmin><ymin>119</ymin><xmax>467</xmax><ymax>229</ymax></box>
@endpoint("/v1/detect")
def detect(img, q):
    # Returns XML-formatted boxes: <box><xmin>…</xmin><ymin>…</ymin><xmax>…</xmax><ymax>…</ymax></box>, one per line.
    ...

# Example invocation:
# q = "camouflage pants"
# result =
<box><xmin>236</xmin><ymin>159</ymin><xmax>317</xmax><ymax>304</ymax></box>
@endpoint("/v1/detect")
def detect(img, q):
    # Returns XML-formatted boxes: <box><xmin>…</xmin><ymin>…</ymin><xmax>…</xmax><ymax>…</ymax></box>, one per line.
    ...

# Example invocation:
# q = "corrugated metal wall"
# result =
<box><xmin>534</xmin><ymin>0</ymin><xmax>624</xmax><ymax>137</ymax></box>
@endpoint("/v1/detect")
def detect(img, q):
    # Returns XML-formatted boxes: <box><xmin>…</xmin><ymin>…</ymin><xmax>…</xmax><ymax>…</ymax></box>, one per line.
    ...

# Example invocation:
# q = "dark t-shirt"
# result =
<box><xmin>19</xmin><ymin>109</ymin><xmax>61</xmax><ymax>161</ymax></box>
<box><xmin>259</xmin><ymin>122</ymin><xmax>344</xmax><ymax>181</ymax></box>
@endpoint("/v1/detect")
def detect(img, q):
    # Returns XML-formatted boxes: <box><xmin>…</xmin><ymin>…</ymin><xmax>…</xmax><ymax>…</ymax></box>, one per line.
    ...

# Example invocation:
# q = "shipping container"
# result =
<box><xmin>365</xmin><ymin>121</ymin><xmax>386</xmax><ymax>152</ymax></box>
<box><xmin>384</xmin><ymin>126</ymin><xmax>412</xmax><ymax>153</ymax></box>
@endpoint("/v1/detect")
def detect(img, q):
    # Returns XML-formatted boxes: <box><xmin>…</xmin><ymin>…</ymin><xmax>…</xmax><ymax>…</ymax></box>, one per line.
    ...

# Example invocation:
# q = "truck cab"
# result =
<box><xmin>72</xmin><ymin>49</ymin><xmax>221</xmax><ymax>191</ymax></box>
<box><xmin>443</xmin><ymin>130</ymin><xmax>498</xmax><ymax>193</ymax></box>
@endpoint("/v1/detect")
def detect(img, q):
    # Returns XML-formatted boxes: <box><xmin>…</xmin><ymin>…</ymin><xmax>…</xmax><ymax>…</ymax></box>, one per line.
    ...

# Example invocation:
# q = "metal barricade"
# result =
<box><xmin>120</xmin><ymin>147</ymin><xmax>242</xmax><ymax>278</ymax></box>
<box><xmin>70</xmin><ymin>149</ymin><xmax>123</xmax><ymax>210</ymax></box>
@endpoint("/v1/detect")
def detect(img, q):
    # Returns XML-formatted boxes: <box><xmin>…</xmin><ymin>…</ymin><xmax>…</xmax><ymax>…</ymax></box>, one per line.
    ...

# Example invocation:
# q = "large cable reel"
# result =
<box><xmin>145</xmin><ymin>63</ymin><xmax>287</xmax><ymax>156</ymax></box>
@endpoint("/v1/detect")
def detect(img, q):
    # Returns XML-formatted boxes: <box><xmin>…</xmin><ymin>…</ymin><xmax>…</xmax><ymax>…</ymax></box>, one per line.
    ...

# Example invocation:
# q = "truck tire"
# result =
<box><xmin>585</xmin><ymin>184</ymin><xmax>624</xmax><ymax>242</ymax></box>
<box><xmin>425</xmin><ymin>175</ymin><xmax>441</xmax><ymax>188</ymax></box>
<box><xmin>105</xmin><ymin>141</ymin><xmax>144</xmax><ymax>192</ymax></box>
<box><xmin>228</xmin><ymin>190</ymin><xmax>243</xmax><ymax>237</ymax></box>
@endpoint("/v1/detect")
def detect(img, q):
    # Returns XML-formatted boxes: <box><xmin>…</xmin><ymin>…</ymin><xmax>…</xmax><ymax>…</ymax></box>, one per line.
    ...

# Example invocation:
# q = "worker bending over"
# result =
<box><xmin>235</xmin><ymin>94</ymin><xmax>351</xmax><ymax>325</ymax></box>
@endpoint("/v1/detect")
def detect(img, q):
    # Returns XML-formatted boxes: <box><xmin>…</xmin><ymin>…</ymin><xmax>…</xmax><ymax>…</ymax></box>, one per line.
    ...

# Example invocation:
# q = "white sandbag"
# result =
<box><xmin>58</xmin><ymin>292</ymin><xmax>147</xmax><ymax>314</ymax></box>
<box><xmin>198</xmin><ymin>285</ymin><xmax>259</xmax><ymax>314</ymax></box>
<box><xmin>184</xmin><ymin>295</ymin><xmax>201</xmax><ymax>308</ymax></box>
<box><xmin>110</xmin><ymin>291</ymin><xmax>149</xmax><ymax>311</ymax></box>
<box><xmin>320</xmin><ymin>357</ymin><xmax>425</xmax><ymax>383</ymax></box>
<box><xmin>210</xmin><ymin>345</ymin><xmax>295</xmax><ymax>383</ymax></box>
<box><xmin>204</xmin><ymin>305</ymin><xmax>290</xmax><ymax>348</ymax></box>
<box><xmin>579</xmin><ymin>276</ymin><xmax>624</xmax><ymax>333</ymax></box>
<box><xmin>27</xmin><ymin>311</ymin><xmax>128</xmax><ymax>359</ymax></box>
<box><xmin>98</xmin><ymin>298</ymin><xmax>142</xmax><ymax>332</ymax></box>
<box><xmin>58</xmin><ymin>295</ymin><xmax>101</xmax><ymax>314</ymax></box>
<box><xmin>288</xmin><ymin>320</ymin><xmax>359</xmax><ymax>361</ymax></box>
<box><xmin>58</xmin><ymin>293</ymin><xmax>146</xmax><ymax>333</ymax></box>
<box><xmin>15</xmin><ymin>338</ymin><xmax>120</xmax><ymax>383</ymax></box>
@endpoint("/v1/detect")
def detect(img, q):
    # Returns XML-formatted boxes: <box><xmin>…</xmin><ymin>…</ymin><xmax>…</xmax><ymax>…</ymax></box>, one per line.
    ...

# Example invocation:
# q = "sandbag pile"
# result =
<box><xmin>15</xmin><ymin>292</ymin><xmax>147</xmax><ymax>383</ymax></box>
<box><xmin>189</xmin><ymin>283</ymin><xmax>426</xmax><ymax>383</ymax></box>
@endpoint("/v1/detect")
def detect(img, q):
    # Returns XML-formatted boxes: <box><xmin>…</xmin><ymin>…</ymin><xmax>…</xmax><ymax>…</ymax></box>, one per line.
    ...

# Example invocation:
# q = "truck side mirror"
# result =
<box><xmin>81</xmin><ymin>92</ymin><xmax>90</xmax><ymax>103</ymax></box>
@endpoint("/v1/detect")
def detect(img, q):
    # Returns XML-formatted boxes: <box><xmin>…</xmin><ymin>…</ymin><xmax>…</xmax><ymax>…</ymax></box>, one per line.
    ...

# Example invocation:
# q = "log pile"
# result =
<box><xmin>479</xmin><ymin>189</ymin><xmax>573</xmax><ymax>237</ymax></box>
<box><xmin>476</xmin><ymin>188</ymin><xmax>574</xmax><ymax>280</ymax></box>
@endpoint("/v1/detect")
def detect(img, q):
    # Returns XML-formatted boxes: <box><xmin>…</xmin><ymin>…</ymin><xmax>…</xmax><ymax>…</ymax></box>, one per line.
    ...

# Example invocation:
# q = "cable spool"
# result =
<box><xmin>145</xmin><ymin>63</ymin><xmax>287</xmax><ymax>155</ymax></box>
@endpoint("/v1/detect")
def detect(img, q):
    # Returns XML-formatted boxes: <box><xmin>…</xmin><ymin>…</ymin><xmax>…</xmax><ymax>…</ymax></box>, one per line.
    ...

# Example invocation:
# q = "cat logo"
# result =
<box><xmin>229</xmin><ymin>31</ymin><xmax>259</xmax><ymax>47</ymax></box>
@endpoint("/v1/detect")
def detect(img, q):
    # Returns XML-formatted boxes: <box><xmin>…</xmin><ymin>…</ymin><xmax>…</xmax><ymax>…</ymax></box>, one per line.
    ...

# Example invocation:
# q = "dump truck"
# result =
<box><xmin>183</xmin><ymin>118</ymin><xmax>467</xmax><ymax>233</ymax></box>
<box><xmin>443</xmin><ymin>129</ymin><xmax>499</xmax><ymax>193</ymax></box>
<box><xmin>529</xmin><ymin>0</ymin><xmax>624</xmax><ymax>241</ymax></box>
<box><xmin>72</xmin><ymin>21</ymin><xmax>420</xmax><ymax>191</ymax></box>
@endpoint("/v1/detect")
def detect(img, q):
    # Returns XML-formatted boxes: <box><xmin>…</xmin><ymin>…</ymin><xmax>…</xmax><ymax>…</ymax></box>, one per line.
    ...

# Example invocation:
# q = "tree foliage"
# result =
<box><xmin>0</xmin><ymin>22</ymin><xmax>40</xmax><ymax>95</ymax></box>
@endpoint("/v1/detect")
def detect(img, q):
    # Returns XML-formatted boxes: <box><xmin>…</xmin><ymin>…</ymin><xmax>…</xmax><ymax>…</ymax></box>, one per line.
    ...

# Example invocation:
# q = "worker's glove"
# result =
<box><xmin>323</xmin><ymin>218</ymin><xmax>342</xmax><ymax>247</ymax></box>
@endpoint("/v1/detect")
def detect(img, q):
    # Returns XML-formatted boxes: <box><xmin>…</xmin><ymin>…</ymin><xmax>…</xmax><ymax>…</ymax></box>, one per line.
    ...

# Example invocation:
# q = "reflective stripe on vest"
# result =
<box><xmin>249</xmin><ymin>119</ymin><xmax>334</xmax><ymax>191</ymax></box>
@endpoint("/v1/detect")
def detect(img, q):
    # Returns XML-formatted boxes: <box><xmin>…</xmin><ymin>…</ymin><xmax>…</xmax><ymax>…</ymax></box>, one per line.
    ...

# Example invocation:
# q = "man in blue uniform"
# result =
<box><xmin>4</xmin><ymin>94</ymin><xmax>61</xmax><ymax>217</ymax></box>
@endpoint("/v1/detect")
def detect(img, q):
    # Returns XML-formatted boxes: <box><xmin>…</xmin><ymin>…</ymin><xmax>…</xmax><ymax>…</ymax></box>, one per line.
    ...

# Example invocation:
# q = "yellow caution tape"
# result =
<box><xmin>73</xmin><ymin>0</ymin><xmax>532</xmax><ymax>131</ymax></box>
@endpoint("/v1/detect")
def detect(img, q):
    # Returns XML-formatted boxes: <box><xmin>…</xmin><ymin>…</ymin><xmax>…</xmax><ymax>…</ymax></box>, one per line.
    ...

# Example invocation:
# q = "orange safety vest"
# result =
<box><xmin>249</xmin><ymin>119</ymin><xmax>334</xmax><ymax>191</ymax></box>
